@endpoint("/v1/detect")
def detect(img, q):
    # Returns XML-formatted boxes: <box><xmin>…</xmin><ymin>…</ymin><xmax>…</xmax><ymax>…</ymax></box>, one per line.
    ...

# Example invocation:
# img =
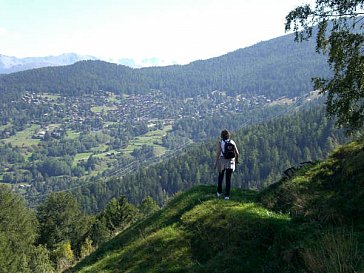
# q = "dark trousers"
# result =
<box><xmin>217</xmin><ymin>169</ymin><xmax>233</xmax><ymax>197</ymax></box>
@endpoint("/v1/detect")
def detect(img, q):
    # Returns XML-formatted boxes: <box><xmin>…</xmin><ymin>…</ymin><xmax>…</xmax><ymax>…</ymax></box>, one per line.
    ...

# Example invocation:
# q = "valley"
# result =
<box><xmin>0</xmin><ymin>30</ymin><xmax>335</xmax><ymax>210</ymax></box>
<box><xmin>0</xmin><ymin>87</ymin><xmax>276</xmax><ymax>204</ymax></box>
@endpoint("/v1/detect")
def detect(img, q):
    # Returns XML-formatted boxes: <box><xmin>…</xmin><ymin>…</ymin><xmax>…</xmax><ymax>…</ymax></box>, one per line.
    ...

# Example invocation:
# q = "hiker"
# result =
<box><xmin>214</xmin><ymin>129</ymin><xmax>239</xmax><ymax>200</ymax></box>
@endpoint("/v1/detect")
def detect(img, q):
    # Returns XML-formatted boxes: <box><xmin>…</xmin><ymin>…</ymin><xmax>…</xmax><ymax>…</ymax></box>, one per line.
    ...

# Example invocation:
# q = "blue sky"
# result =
<box><xmin>0</xmin><ymin>0</ymin><xmax>314</xmax><ymax>65</ymax></box>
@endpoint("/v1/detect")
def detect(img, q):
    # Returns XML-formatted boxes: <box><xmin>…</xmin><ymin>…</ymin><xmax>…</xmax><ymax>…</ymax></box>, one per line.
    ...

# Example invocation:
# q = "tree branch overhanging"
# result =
<box><xmin>286</xmin><ymin>0</ymin><xmax>364</xmax><ymax>132</ymax></box>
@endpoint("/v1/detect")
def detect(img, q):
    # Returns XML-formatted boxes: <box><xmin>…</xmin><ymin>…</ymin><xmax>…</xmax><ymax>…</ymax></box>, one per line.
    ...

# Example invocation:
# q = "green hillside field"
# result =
<box><xmin>70</xmin><ymin>137</ymin><xmax>364</xmax><ymax>273</ymax></box>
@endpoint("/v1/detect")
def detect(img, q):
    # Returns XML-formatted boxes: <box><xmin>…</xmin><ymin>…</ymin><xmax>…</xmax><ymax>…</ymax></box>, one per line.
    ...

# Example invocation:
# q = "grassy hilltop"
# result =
<box><xmin>71</xmin><ymin>137</ymin><xmax>364</xmax><ymax>273</ymax></box>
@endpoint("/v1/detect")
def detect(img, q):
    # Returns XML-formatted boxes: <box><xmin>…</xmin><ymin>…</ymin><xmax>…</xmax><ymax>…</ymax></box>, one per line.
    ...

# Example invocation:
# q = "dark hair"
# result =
<box><xmin>221</xmin><ymin>129</ymin><xmax>230</xmax><ymax>140</ymax></box>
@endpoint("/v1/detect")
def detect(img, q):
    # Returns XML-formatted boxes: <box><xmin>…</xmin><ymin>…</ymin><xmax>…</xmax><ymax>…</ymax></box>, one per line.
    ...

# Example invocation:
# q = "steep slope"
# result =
<box><xmin>0</xmin><ymin>33</ymin><xmax>329</xmax><ymax>100</ymax></box>
<box><xmin>258</xmin><ymin>137</ymin><xmax>364</xmax><ymax>225</ymax></box>
<box><xmin>71</xmin><ymin>137</ymin><xmax>364</xmax><ymax>273</ymax></box>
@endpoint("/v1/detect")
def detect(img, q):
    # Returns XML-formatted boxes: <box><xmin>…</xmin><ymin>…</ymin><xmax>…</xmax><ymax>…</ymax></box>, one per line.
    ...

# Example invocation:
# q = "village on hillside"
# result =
<box><xmin>17</xmin><ymin>90</ymin><xmax>275</xmax><ymax>139</ymax></box>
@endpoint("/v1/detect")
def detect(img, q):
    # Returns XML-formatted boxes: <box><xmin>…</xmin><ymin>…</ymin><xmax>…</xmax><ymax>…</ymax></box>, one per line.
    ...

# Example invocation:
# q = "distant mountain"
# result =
<box><xmin>0</xmin><ymin>53</ymin><xmax>98</xmax><ymax>74</ymax></box>
<box><xmin>0</xmin><ymin>32</ymin><xmax>330</xmax><ymax>99</ymax></box>
<box><xmin>117</xmin><ymin>57</ymin><xmax>177</xmax><ymax>68</ymax></box>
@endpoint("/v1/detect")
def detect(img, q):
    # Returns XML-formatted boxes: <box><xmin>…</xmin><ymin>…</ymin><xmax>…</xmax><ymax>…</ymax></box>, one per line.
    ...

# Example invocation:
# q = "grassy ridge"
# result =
<box><xmin>259</xmin><ymin>137</ymin><xmax>364</xmax><ymax>225</ymax></box>
<box><xmin>71</xmin><ymin>137</ymin><xmax>364</xmax><ymax>273</ymax></box>
<box><xmin>72</xmin><ymin>186</ymin><xmax>294</xmax><ymax>273</ymax></box>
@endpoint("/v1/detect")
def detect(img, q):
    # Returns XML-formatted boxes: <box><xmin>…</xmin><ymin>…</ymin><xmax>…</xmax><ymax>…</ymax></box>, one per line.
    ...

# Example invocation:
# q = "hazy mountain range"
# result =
<box><xmin>0</xmin><ymin>53</ymin><xmax>99</xmax><ymax>74</ymax></box>
<box><xmin>0</xmin><ymin>53</ymin><xmax>178</xmax><ymax>74</ymax></box>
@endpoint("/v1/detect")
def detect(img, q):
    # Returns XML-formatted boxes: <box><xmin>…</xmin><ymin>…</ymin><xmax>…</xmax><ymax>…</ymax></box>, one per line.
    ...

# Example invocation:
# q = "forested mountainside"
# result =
<box><xmin>71</xmin><ymin>136</ymin><xmax>364</xmax><ymax>273</ymax></box>
<box><xmin>69</xmin><ymin>105</ymin><xmax>347</xmax><ymax>213</ymax></box>
<box><xmin>0</xmin><ymin>32</ymin><xmax>329</xmax><ymax>100</ymax></box>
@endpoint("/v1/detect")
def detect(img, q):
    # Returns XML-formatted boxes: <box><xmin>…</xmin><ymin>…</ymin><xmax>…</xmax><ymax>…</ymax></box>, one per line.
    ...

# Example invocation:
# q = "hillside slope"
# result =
<box><xmin>71</xmin><ymin>137</ymin><xmax>364</xmax><ymax>273</ymax></box>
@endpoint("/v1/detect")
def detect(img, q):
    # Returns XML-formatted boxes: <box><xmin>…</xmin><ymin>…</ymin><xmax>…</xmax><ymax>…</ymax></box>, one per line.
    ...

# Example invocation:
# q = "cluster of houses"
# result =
<box><xmin>108</xmin><ymin>92</ymin><xmax>167</xmax><ymax>123</ymax></box>
<box><xmin>32</xmin><ymin>126</ymin><xmax>64</xmax><ymax>140</ymax></box>
<box><xmin>19</xmin><ymin>89</ymin><xmax>277</xmax><ymax>139</ymax></box>
<box><xmin>22</xmin><ymin>92</ymin><xmax>43</xmax><ymax>104</ymax></box>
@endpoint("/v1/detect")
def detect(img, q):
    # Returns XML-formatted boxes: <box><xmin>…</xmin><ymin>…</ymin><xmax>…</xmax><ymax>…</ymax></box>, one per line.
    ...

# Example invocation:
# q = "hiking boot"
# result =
<box><xmin>216</xmin><ymin>192</ymin><xmax>222</xmax><ymax>198</ymax></box>
<box><xmin>224</xmin><ymin>196</ymin><xmax>230</xmax><ymax>200</ymax></box>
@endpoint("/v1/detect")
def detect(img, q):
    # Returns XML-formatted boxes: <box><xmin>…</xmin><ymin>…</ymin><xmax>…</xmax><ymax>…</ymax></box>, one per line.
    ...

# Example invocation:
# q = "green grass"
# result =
<box><xmin>104</xmin><ymin>121</ymin><xmax>119</xmax><ymax>127</ymax></box>
<box><xmin>39</xmin><ymin>93</ymin><xmax>61</xmax><ymax>101</ymax></box>
<box><xmin>0</xmin><ymin>123</ymin><xmax>12</xmax><ymax>131</ymax></box>
<box><xmin>258</xmin><ymin>136</ymin><xmax>364</xmax><ymax>225</ymax></box>
<box><xmin>69</xmin><ymin>125</ymin><xmax>171</xmax><ymax>174</ymax></box>
<box><xmin>73</xmin><ymin>151</ymin><xmax>120</xmax><ymax>175</ymax></box>
<box><xmin>67</xmin><ymin>125</ymin><xmax>172</xmax><ymax>168</ymax></box>
<box><xmin>65</xmin><ymin>130</ymin><xmax>80</xmax><ymax>140</ymax></box>
<box><xmin>122</xmin><ymin>125</ymin><xmax>172</xmax><ymax>156</ymax></box>
<box><xmin>47</xmin><ymin>123</ymin><xmax>62</xmax><ymax>129</ymax></box>
<box><xmin>73</xmin><ymin>153</ymin><xmax>93</xmax><ymax>165</ymax></box>
<box><xmin>72</xmin><ymin>186</ymin><xmax>296</xmax><ymax>273</ymax></box>
<box><xmin>3</xmin><ymin>125</ymin><xmax>41</xmax><ymax>148</ymax></box>
<box><xmin>80</xmin><ymin>226</ymin><xmax>192</xmax><ymax>273</ymax></box>
<box><xmin>106</xmin><ymin>94</ymin><xmax>121</xmax><ymax>103</ymax></box>
<box><xmin>154</xmin><ymin>146</ymin><xmax>167</xmax><ymax>157</ymax></box>
<box><xmin>72</xmin><ymin>137</ymin><xmax>364</xmax><ymax>273</ymax></box>
<box><xmin>90</xmin><ymin>144</ymin><xmax>109</xmax><ymax>153</ymax></box>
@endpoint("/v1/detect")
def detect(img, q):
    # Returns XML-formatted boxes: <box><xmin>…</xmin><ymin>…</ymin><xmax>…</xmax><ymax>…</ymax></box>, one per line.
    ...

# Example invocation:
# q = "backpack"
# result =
<box><xmin>223</xmin><ymin>140</ymin><xmax>235</xmax><ymax>159</ymax></box>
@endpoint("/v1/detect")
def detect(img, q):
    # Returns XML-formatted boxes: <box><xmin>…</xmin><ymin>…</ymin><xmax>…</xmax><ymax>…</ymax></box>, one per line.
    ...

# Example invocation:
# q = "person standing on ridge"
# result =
<box><xmin>214</xmin><ymin>129</ymin><xmax>239</xmax><ymax>200</ymax></box>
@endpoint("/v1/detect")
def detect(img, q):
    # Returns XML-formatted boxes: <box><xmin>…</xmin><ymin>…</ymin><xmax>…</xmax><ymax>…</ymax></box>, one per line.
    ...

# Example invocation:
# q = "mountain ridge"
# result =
<box><xmin>0</xmin><ymin>33</ymin><xmax>330</xmax><ymax>100</ymax></box>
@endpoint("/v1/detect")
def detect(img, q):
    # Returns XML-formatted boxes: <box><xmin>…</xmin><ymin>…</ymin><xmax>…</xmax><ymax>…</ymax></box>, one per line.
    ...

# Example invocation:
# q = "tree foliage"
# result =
<box><xmin>36</xmin><ymin>192</ymin><xmax>90</xmax><ymax>251</ymax></box>
<box><xmin>100</xmin><ymin>195</ymin><xmax>140</xmax><ymax>233</ymax></box>
<box><xmin>285</xmin><ymin>0</ymin><xmax>364</xmax><ymax>132</ymax></box>
<box><xmin>0</xmin><ymin>185</ymin><xmax>38</xmax><ymax>272</ymax></box>
<box><xmin>52</xmin><ymin>240</ymin><xmax>74</xmax><ymax>271</ymax></box>
<box><xmin>0</xmin><ymin>183</ymin><xmax>145</xmax><ymax>271</ymax></box>
<box><xmin>29</xmin><ymin>245</ymin><xmax>55</xmax><ymax>273</ymax></box>
<box><xmin>139</xmin><ymin>196</ymin><xmax>160</xmax><ymax>217</ymax></box>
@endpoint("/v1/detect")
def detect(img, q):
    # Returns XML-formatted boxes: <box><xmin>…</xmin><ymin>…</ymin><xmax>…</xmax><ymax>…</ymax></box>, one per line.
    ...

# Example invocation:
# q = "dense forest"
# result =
<box><xmin>0</xmin><ymin>183</ymin><xmax>159</xmax><ymax>272</ymax></box>
<box><xmin>0</xmin><ymin>32</ymin><xmax>329</xmax><ymax>102</ymax></box>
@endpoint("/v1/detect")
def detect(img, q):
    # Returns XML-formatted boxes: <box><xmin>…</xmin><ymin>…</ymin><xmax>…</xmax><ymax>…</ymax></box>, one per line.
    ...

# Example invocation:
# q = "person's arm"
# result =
<box><xmin>234</xmin><ymin>143</ymin><xmax>239</xmax><ymax>164</ymax></box>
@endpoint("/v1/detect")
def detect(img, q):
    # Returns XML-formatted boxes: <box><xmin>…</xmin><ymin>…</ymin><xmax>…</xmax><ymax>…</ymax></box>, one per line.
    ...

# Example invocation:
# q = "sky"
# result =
<box><xmin>0</xmin><ymin>0</ymin><xmax>315</xmax><ymax>66</ymax></box>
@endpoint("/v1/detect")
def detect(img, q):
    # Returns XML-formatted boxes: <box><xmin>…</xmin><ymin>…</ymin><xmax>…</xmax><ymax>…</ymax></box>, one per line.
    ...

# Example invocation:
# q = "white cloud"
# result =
<box><xmin>0</xmin><ymin>27</ymin><xmax>20</xmax><ymax>39</ymax></box>
<box><xmin>0</xmin><ymin>27</ymin><xmax>10</xmax><ymax>37</ymax></box>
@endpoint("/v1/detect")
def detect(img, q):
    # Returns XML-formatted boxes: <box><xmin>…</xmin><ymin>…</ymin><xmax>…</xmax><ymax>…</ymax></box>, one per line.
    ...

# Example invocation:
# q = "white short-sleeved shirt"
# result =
<box><xmin>217</xmin><ymin>139</ymin><xmax>237</xmax><ymax>172</ymax></box>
